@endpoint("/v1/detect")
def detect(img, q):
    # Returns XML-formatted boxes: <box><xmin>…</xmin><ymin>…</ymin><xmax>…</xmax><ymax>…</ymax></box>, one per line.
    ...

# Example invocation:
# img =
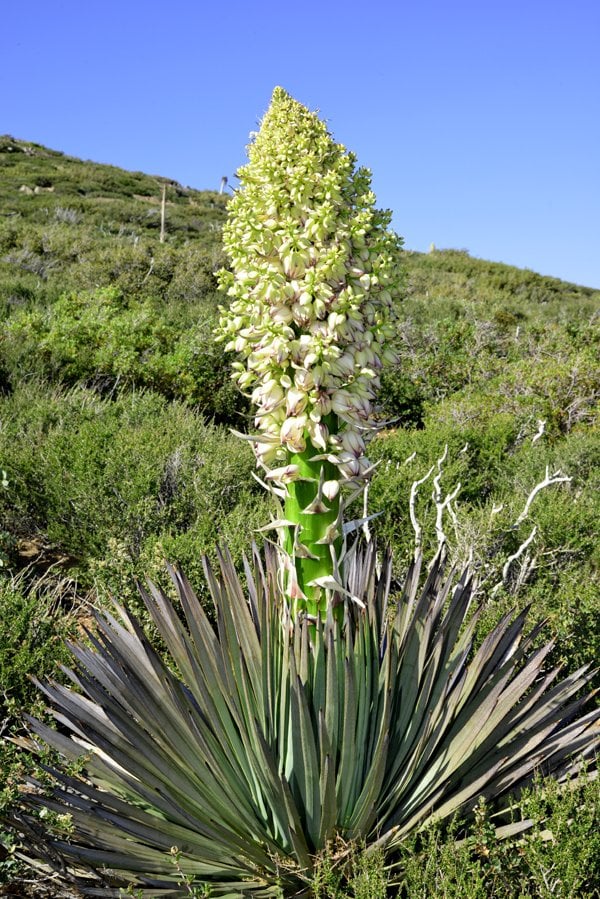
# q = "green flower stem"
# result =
<box><xmin>283</xmin><ymin>446</ymin><xmax>342</xmax><ymax>619</ymax></box>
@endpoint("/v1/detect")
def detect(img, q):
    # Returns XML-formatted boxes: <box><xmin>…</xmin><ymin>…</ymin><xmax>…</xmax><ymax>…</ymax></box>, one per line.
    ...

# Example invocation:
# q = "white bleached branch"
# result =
<box><xmin>514</xmin><ymin>466</ymin><xmax>572</xmax><ymax>526</ymax></box>
<box><xmin>431</xmin><ymin>446</ymin><xmax>461</xmax><ymax>550</ymax></box>
<box><xmin>434</xmin><ymin>481</ymin><xmax>461</xmax><ymax>550</ymax></box>
<box><xmin>531</xmin><ymin>419</ymin><xmax>546</xmax><ymax>444</ymax></box>
<box><xmin>502</xmin><ymin>525</ymin><xmax>537</xmax><ymax>584</ymax></box>
<box><xmin>409</xmin><ymin>465</ymin><xmax>435</xmax><ymax>560</ymax></box>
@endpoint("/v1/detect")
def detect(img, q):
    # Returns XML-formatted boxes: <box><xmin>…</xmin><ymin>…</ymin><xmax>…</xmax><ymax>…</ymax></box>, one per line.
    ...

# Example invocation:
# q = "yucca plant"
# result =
<box><xmin>10</xmin><ymin>542</ymin><xmax>599</xmax><ymax>896</ymax></box>
<box><xmin>5</xmin><ymin>89</ymin><xmax>599</xmax><ymax>897</ymax></box>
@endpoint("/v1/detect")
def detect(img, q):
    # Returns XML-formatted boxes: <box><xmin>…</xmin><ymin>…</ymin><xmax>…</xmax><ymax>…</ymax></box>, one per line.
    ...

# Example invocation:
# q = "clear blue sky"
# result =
<box><xmin>3</xmin><ymin>0</ymin><xmax>599</xmax><ymax>287</ymax></box>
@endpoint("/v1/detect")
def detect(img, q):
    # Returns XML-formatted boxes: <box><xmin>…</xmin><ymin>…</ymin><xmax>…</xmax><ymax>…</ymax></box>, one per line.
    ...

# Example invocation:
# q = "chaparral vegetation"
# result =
<box><xmin>0</xmin><ymin>90</ymin><xmax>599</xmax><ymax>897</ymax></box>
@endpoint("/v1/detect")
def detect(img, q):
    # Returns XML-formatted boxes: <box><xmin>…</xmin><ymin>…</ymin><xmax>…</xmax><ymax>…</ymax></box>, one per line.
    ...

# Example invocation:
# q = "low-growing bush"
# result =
<box><xmin>4</xmin><ymin>286</ymin><xmax>246</xmax><ymax>422</ymax></box>
<box><xmin>0</xmin><ymin>382</ymin><xmax>265</xmax><ymax>600</ymax></box>
<box><xmin>394</xmin><ymin>774</ymin><xmax>600</xmax><ymax>898</ymax></box>
<box><xmin>0</xmin><ymin>576</ymin><xmax>75</xmax><ymax>863</ymax></box>
<box><xmin>0</xmin><ymin>579</ymin><xmax>73</xmax><ymax>725</ymax></box>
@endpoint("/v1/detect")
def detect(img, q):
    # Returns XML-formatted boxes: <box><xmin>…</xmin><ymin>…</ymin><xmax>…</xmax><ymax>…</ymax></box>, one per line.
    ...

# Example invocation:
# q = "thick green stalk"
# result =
<box><xmin>283</xmin><ymin>446</ymin><xmax>342</xmax><ymax>619</ymax></box>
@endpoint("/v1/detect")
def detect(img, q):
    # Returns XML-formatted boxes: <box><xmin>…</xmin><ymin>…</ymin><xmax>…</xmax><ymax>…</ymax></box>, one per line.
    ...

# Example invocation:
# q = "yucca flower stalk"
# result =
<box><xmin>216</xmin><ymin>87</ymin><xmax>403</xmax><ymax>617</ymax></box>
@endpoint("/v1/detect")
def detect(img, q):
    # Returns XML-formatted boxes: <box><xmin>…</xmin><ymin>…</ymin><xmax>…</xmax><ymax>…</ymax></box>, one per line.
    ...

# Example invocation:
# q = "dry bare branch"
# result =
<box><xmin>531</xmin><ymin>419</ymin><xmax>546</xmax><ymax>444</ymax></box>
<box><xmin>409</xmin><ymin>464</ymin><xmax>435</xmax><ymax>560</ymax></box>
<box><xmin>429</xmin><ymin>445</ymin><xmax>462</xmax><ymax>552</ymax></box>
<box><xmin>515</xmin><ymin>466</ymin><xmax>572</xmax><ymax>526</ymax></box>
<box><xmin>491</xmin><ymin>525</ymin><xmax>538</xmax><ymax>596</ymax></box>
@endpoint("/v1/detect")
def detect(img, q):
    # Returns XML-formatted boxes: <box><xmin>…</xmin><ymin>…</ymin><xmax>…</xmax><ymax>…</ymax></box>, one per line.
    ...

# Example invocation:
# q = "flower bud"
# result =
<box><xmin>322</xmin><ymin>480</ymin><xmax>340</xmax><ymax>501</ymax></box>
<box><xmin>238</xmin><ymin>371</ymin><xmax>254</xmax><ymax>390</ymax></box>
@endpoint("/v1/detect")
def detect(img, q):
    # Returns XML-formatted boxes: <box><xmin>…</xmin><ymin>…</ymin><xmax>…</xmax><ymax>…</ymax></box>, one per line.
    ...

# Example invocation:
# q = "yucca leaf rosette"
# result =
<box><xmin>12</xmin><ymin>546</ymin><xmax>600</xmax><ymax>897</ymax></box>
<box><xmin>216</xmin><ymin>88</ymin><xmax>403</xmax><ymax>615</ymax></box>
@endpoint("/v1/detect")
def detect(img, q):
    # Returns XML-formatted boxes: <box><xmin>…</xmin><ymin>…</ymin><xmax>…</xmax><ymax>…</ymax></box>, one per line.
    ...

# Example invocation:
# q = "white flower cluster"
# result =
<box><xmin>216</xmin><ymin>87</ymin><xmax>403</xmax><ymax>491</ymax></box>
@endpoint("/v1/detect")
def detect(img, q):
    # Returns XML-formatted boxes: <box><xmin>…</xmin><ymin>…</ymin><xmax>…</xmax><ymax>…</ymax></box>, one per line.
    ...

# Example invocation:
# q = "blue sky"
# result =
<box><xmin>2</xmin><ymin>0</ymin><xmax>599</xmax><ymax>287</ymax></box>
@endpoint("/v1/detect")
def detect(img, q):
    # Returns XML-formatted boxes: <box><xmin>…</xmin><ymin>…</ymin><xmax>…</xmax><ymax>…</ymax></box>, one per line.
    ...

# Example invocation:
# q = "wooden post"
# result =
<box><xmin>159</xmin><ymin>183</ymin><xmax>166</xmax><ymax>243</ymax></box>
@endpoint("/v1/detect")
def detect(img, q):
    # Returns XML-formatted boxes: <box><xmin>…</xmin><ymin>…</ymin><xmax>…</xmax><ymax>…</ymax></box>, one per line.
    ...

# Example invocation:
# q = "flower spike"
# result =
<box><xmin>216</xmin><ymin>88</ymin><xmax>403</xmax><ymax>613</ymax></box>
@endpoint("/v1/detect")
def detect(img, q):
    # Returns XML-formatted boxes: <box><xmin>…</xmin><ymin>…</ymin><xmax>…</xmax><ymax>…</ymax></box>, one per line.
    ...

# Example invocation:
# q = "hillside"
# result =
<box><xmin>1</xmin><ymin>136</ymin><xmax>599</xmax><ymax>891</ymax></box>
<box><xmin>0</xmin><ymin>134</ymin><xmax>226</xmax><ymax>242</ymax></box>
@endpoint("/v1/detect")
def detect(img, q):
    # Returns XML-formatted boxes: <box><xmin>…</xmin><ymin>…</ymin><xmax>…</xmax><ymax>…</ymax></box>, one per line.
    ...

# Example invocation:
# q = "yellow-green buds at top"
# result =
<box><xmin>215</xmin><ymin>87</ymin><xmax>403</xmax><ymax>615</ymax></box>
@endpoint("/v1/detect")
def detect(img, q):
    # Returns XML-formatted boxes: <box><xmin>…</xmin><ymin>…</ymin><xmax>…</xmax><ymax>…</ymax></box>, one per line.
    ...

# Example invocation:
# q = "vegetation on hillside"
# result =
<box><xmin>1</xmin><ymin>133</ymin><xmax>599</xmax><ymax>896</ymax></box>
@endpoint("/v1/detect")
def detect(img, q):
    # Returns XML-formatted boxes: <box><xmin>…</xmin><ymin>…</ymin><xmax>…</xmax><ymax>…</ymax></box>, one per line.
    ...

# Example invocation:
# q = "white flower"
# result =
<box><xmin>265</xmin><ymin>465</ymin><xmax>301</xmax><ymax>483</ymax></box>
<box><xmin>339</xmin><ymin>456</ymin><xmax>361</xmax><ymax>478</ymax></box>
<box><xmin>286</xmin><ymin>387</ymin><xmax>308</xmax><ymax>417</ymax></box>
<box><xmin>294</xmin><ymin>368</ymin><xmax>314</xmax><ymax>391</ymax></box>
<box><xmin>310</xmin><ymin>391</ymin><xmax>332</xmax><ymax>418</ymax></box>
<box><xmin>252</xmin><ymin>379</ymin><xmax>285</xmax><ymax>411</ymax></box>
<box><xmin>340</xmin><ymin>430</ymin><xmax>365</xmax><ymax>458</ymax></box>
<box><xmin>329</xmin><ymin>353</ymin><xmax>355</xmax><ymax>379</ymax></box>
<box><xmin>307</xmin><ymin>420</ymin><xmax>328</xmax><ymax>451</ymax></box>
<box><xmin>280</xmin><ymin>416</ymin><xmax>308</xmax><ymax>453</ymax></box>
<box><xmin>270</xmin><ymin>305</ymin><xmax>294</xmax><ymax>324</ymax></box>
<box><xmin>330</xmin><ymin>389</ymin><xmax>354</xmax><ymax>417</ymax></box>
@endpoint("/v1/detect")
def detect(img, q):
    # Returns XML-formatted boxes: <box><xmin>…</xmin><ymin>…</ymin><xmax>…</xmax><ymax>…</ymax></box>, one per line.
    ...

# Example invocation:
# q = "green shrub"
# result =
<box><xmin>366</xmin><ymin>419</ymin><xmax>600</xmax><ymax>688</ymax></box>
<box><xmin>394</xmin><ymin>774</ymin><xmax>600</xmax><ymax>898</ymax></box>
<box><xmin>309</xmin><ymin>841</ymin><xmax>388</xmax><ymax>898</ymax></box>
<box><xmin>0</xmin><ymin>383</ymin><xmax>265</xmax><ymax>599</ymax></box>
<box><xmin>379</xmin><ymin>368</ymin><xmax>425</xmax><ymax>427</ymax></box>
<box><xmin>4</xmin><ymin>286</ymin><xmax>246</xmax><ymax>422</ymax></box>
<box><xmin>0</xmin><ymin>579</ymin><xmax>72</xmax><ymax>724</ymax></box>
<box><xmin>0</xmin><ymin>576</ymin><xmax>74</xmax><ymax>854</ymax></box>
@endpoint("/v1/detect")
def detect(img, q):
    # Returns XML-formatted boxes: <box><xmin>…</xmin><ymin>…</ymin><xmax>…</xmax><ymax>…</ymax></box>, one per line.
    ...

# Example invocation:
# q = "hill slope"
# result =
<box><xmin>0</xmin><ymin>135</ymin><xmax>599</xmax><ymax>895</ymax></box>
<box><xmin>1</xmin><ymin>132</ymin><xmax>598</xmax><ymax>567</ymax></box>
